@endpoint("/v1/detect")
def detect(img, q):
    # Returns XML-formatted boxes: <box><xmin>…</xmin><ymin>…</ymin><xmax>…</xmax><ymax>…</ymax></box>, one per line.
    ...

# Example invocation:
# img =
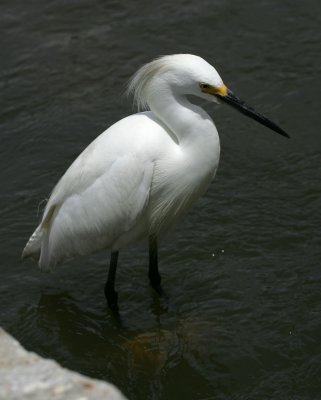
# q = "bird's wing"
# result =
<box><xmin>38</xmin><ymin>152</ymin><xmax>154</xmax><ymax>268</ymax></box>
<box><xmin>28</xmin><ymin>113</ymin><xmax>168</xmax><ymax>269</ymax></box>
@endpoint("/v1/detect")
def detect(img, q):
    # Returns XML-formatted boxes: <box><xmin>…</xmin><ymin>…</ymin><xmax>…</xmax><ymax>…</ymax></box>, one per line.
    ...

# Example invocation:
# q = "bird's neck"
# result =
<box><xmin>148</xmin><ymin>89</ymin><xmax>218</xmax><ymax>148</ymax></box>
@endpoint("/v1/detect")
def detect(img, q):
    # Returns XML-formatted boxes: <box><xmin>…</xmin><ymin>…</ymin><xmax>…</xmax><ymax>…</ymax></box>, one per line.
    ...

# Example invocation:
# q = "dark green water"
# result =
<box><xmin>1</xmin><ymin>0</ymin><xmax>321</xmax><ymax>399</ymax></box>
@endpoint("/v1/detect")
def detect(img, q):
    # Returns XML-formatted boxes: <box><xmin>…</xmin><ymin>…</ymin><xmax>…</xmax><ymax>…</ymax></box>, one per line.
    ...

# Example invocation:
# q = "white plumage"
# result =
<box><xmin>22</xmin><ymin>54</ymin><xmax>287</xmax><ymax>306</ymax></box>
<box><xmin>23</xmin><ymin>55</ymin><xmax>222</xmax><ymax>268</ymax></box>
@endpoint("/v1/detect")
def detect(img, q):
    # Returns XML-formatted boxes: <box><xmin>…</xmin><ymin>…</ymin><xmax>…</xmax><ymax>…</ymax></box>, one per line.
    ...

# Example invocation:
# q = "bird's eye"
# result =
<box><xmin>200</xmin><ymin>83</ymin><xmax>210</xmax><ymax>90</ymax></box>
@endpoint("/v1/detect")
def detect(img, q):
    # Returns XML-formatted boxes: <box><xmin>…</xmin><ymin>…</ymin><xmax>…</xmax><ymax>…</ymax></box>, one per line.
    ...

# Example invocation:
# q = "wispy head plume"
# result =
<box><xmin>127</xmin><ymin>55</ymin><xmax>174</xmax><ymax>111</ymax></box>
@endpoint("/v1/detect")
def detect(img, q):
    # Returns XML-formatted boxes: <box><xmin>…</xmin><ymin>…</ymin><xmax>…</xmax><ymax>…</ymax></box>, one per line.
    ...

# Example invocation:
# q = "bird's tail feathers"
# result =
<box><xmin>21</xmin><ymin>224</ymin><xmax>43</xmax><ymax>263</ymax></box>
<box><xmin>22</xmin><ymin>205</ymin><xmax>58</xmax><ymax>271</ymax></box>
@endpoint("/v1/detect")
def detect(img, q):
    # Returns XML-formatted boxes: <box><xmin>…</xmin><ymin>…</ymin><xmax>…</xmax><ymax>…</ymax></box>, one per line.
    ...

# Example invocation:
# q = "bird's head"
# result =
<box><xmin>128</xmin><ymin>54</ymin><xmax>289</xmax><ymax>138</ymax></box>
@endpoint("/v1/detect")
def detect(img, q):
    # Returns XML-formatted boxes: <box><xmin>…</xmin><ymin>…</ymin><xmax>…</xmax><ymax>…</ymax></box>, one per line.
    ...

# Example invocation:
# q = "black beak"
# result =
<box><xmin>216</xmin><ymin>89</ymin><xmax>289</xmax><ymax>138</ymax></box>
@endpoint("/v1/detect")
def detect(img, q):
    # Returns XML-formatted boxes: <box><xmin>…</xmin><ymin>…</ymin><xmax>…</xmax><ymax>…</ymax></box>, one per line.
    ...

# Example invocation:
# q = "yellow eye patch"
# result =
<box><xmin>200</xmin><ymin>83</ymin><xmax>228</xmax><ymax>96</ymax></box>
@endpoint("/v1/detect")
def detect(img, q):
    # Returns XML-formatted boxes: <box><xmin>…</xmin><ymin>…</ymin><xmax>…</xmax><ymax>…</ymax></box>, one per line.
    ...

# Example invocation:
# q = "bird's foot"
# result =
<box><xmin>149</xmin><ymin>275</ymin><xmax>164</xmax><ymax>296</ymax></box>
<box><xmin>105</xmin><ymin>287</ymin><xmax>119</xmax><ymax>314</ymax></box>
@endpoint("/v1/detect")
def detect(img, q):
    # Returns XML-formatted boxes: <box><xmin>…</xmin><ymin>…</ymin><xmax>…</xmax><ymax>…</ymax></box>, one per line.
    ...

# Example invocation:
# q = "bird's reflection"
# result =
<box><xmin>36</xmin><ymin>289</ymin><xmax>124</xmax><ymax>357</ymax></box>
<box><xmin>35</xmin><ymin>289</ymin><xmax>176</xmax><ymax>380</ymax></box>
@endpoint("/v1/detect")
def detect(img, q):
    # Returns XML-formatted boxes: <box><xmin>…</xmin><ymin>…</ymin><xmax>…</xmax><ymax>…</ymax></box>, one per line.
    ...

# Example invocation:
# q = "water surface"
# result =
<box><xmin>1</xmin><ymin>0</ymin><xmax>321</xmax><ymax>399</ymax></box>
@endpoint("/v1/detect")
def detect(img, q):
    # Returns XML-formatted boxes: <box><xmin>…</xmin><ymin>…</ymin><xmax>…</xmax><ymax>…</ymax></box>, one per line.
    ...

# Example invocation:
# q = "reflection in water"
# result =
<box><xmin>21</xmin><ymin>289</ymin><xmax>225</xmax><ymax>399</ymax></box>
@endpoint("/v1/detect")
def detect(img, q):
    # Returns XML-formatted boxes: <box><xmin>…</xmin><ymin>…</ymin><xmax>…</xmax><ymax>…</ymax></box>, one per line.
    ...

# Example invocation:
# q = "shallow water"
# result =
<box><xmin>1</xmin><ymin>0</ymin><xmax>321</xmax><ymax>399</ymax></box>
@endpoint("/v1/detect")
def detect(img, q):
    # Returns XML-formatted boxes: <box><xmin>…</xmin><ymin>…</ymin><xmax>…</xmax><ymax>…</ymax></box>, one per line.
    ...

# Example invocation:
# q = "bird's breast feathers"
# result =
<box><xmin>147</xmin><ymin>145</ymin><xmax>219</xmax><ymax>233</ymax></box>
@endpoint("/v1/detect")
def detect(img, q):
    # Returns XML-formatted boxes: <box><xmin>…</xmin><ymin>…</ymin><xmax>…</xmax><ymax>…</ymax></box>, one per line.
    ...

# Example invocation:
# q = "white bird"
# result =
<box><xmin>22</xmin><ymin>54</ymin><xmax>288</xmax><ymax>309</ymax></box>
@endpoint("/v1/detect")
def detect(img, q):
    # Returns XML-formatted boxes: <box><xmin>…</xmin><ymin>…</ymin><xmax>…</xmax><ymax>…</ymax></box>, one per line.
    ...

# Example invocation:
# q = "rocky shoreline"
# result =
<box><xmin>0</xmin><ymin>328</ymin><xmax>127</xmax><ymax>400</ymax></box>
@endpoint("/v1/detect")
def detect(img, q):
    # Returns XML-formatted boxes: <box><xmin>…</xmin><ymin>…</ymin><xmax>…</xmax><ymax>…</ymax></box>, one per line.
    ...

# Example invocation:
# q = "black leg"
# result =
<box><xmin>105</xmin><ymin>251</ymin><xmax>119</xmax><ymax>310</ymax></box>
<box><xmin>148</xmin><ymin>235</ymin><xmax>161</xmax><ymax>291</ymax></box>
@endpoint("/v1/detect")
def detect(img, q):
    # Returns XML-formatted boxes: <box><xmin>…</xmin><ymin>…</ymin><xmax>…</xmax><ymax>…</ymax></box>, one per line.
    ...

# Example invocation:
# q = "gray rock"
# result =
<box><xmin>0</xmin><ymin>328</ymin><xmax>128</xmax><ymax>400</ymax></box>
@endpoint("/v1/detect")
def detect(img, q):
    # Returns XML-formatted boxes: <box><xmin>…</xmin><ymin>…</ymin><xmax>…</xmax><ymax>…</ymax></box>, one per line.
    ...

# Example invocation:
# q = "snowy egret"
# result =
<box><xmin>23</xmin><ymin>54</ymin><xmax>288</xmax><ymax>309</ymax></box>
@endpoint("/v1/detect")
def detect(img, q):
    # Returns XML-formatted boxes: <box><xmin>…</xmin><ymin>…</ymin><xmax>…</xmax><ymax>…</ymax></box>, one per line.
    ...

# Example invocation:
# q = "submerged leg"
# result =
<box><xmin>148</xmin><ymin>235</ymin><xmax>161</xmax><ymax>290</ymax></box>
<box><xmin>105</xmin><ymin>251</ymin><xmax>119</xmax><ymax>309</ymax></box>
